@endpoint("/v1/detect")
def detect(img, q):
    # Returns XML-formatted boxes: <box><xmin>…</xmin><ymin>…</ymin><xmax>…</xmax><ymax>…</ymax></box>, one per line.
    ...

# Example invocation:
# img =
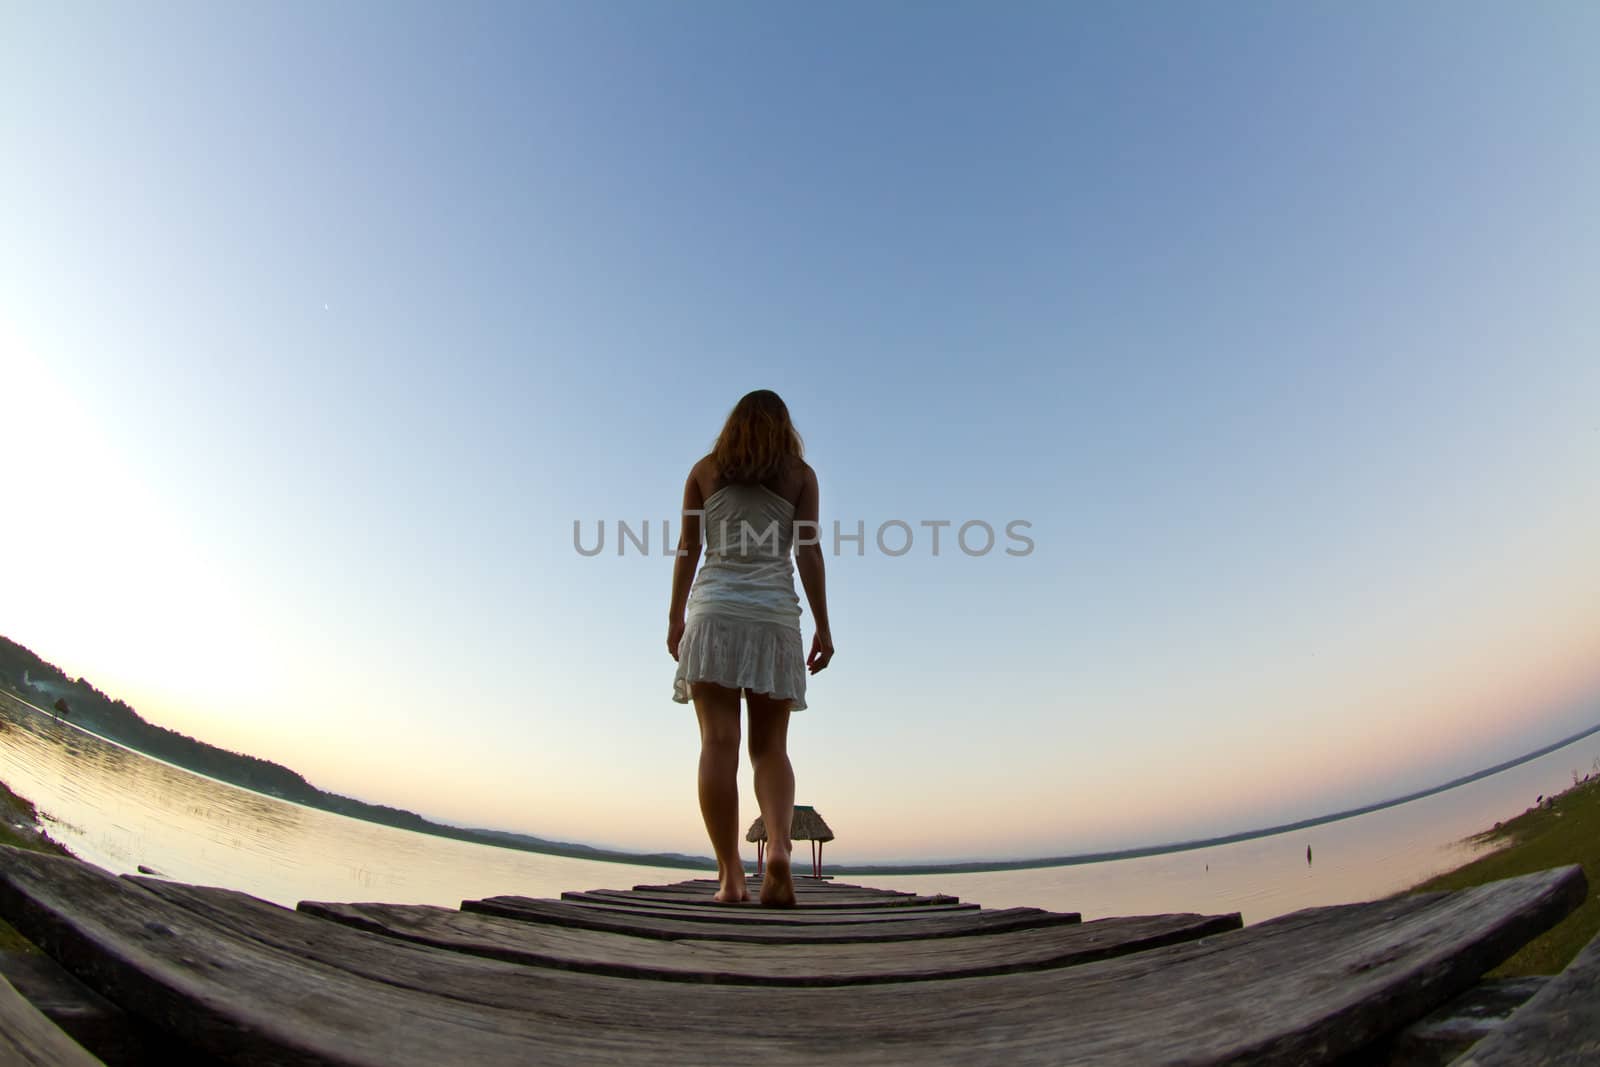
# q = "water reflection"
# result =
<box><xmin>2</xmin><ymin>693</ymin><xmax>1595</xmax><ymax>923</ymax></box>
<box><xmin>0</xmin><ymin>694</ymin><xmax>695</xmax><ymax>907</ymax></box>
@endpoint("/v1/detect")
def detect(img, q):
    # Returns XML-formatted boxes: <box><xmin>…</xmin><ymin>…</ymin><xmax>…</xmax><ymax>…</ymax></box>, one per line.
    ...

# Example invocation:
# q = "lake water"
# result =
<box><xmin>2</xmin><ymin>692</ymin><xmax>1595</xmax><ymax>924</ymax></box>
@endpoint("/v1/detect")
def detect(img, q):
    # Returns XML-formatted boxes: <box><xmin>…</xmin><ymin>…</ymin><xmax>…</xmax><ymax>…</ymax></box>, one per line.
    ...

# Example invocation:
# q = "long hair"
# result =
<box><xmin>710</xmin><ymin>389</ymin><xmax>804</xmax><ymax>484</ymax></box>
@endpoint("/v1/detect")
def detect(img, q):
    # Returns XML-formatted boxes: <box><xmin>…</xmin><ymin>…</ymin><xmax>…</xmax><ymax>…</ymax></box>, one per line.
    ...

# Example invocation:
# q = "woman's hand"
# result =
<box><xmin>807</xmin><ymin>629</ymin><xmax>834</xmax><ymax>674</ymax></box>
<box><xmin>667</xmin><ymin>617</ymin><xmax>686</xmax><ymax>661</ymax></box>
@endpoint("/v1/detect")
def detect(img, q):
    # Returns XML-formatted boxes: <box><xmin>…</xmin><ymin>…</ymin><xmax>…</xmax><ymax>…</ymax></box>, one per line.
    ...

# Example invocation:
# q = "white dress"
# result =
<box><xmin>672</xmin><ymin>482</ymin><xmax>808</xmax><ymax>710</ymax></box>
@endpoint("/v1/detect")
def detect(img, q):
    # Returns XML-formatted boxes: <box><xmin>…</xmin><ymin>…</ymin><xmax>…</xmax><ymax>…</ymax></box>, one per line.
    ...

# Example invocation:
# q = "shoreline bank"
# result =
<box><xmin>0</xmin><ymin>776</ymin><xmax>74</xmax><ymax>953</ymax></box>
<box><xmin>1401</xmin><ymin>770</ymin><xmax>1600</xmax><ymax>975</ymax></box>
<box><xmin>0</xmin><ymin>778</ymin><xmax>73</xmax><ymax>860</ymax></box>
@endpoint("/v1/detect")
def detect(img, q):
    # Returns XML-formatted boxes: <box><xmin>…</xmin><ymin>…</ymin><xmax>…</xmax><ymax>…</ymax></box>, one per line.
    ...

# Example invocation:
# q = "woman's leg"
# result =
<box><xmin>691</xmin><ymin>681</ymin><xmax>747</xmax><ymax>902</ymax></box>
<box><xmin>746</xmin><ymin>690</ymin><xmax>796</xmax><ymax>907</ymax></box>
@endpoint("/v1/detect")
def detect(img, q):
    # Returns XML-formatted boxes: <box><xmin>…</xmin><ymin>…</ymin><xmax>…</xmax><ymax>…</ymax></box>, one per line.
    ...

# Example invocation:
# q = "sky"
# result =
<box><xmin>2</xmin><ymin>2</ymin><xmax>1597</xmax><ymax>863</ymax></box>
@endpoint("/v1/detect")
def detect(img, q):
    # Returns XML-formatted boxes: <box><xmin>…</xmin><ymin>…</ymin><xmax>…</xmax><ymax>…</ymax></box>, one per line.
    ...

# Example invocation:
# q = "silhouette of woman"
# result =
<box><xmin>668</xmin><ymin>390</ymin><xmax>833</xmax><ymax>905</ymax></box>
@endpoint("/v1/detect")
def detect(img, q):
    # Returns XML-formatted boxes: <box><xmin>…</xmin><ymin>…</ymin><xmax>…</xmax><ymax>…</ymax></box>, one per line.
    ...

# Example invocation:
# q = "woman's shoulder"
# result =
<box><xmin>689</xmin><ymin>453</ymin><xmax>718</xmax><ymax>492</ymax></box>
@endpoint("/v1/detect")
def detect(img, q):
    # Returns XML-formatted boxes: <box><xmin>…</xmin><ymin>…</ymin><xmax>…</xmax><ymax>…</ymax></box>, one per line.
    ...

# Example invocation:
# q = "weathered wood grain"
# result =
<box><xmin>0</xmin><ymin>846</ymin><xmax>1583</xmax><ymax>1065</ymax></box>
<box><xmin>618</xmin><ymin>885</ymin><xmax>929</xmax><ymax>904</ymax></box>
<box><xmin>584</xmin><ymin>887</ymin><xmax>959</xmax><ymax>906</ymax></box>
<box><xmin>0</xmin><ymin>970</ymin><xmax>104</xmax><ymax>1067</ymax></box>
<box><xmin>290</xmin><ymin>897</ymin><xmax>1241</xmax><ymax>985</ymax></box>
<box><xmin>455</xmin><ymin>896</ymin><xmax>1081</xmax><ymax>943</ymax></box>
<box><xmin>0</xmin><ymin>948</ymin><xmax>165</xmax><ymax>1067</ymax></box>
<box><xmin>1449</xmin><ymin>926</ymin><xmax>1600</xmax><ymax>1066</ymax></box>
<box><xmin>490</xmin><ymin>894</ymin><xmax>979</xmax><ymax>926</ymax></box>
<box><xmin>153</xmin><ymin>864</ymin><xmax>1593</xmax><ymax>1064</ymax></box>
<box><xmin>584</xmin><ymin>887</ymin><xmax>953</xmax><ymax>908</ymax></box>
<box><xmin>635</xmin><ymin>879</ymin><xmax>904</xmax><ymax>896</ymax></box>
<box><xmin>1</xmin><ymin>848</ymin><xmax>650</xmax><ymax>1065</ymax></box>
<box><xmin>1371</xmin><ymin>977</ymin><xmax>1547</xmax><ymax>1066</ymax></box>
<box><xmin>557</xmin><ymin>889</ymin><xmax>978</xmax><ymax>914</ymax></box>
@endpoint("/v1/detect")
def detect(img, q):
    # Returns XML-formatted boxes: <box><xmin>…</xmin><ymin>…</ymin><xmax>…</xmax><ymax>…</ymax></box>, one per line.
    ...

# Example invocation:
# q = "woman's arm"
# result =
<box><xmin>793</xmin><ymin>463</ymin><xmax>833</xmax><ymax>673</ymax></box>
<box><xmin>667</xmin><ymin>467</ymin><xmax>705</xmax><ymax>660</ymax></box>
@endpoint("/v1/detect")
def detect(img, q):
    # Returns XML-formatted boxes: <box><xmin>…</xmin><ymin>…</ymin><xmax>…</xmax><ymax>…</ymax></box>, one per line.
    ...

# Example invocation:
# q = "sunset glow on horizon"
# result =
<box><xmin>3</xmin><ymin>3</ymin><xmax>1597</xmax><ymax>863</ymax></box>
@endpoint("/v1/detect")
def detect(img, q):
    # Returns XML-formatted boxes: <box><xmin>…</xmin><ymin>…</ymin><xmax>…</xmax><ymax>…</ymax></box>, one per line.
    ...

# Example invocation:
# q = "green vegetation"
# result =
<box><xmin>1405</xmin><ymin>770</ymin><xmax>1600</xmax><ymax>976</ymax></box>
<box><xmin>0</xmin><ymin>777</ymin><xmax>74</xmax><ymax>954</ymax></box>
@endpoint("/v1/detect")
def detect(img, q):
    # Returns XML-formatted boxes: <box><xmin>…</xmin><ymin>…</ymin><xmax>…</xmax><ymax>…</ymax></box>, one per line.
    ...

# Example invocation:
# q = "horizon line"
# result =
<box><xmin>5</xmin><ymin>678</ymin><xmax>1595</xmax><ymax>876</ymax></box>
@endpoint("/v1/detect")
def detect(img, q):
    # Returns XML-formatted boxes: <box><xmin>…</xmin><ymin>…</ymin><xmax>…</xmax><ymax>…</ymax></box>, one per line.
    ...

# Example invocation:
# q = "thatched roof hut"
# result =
<box><xmin>745</xmin><ymin>805</ymin><xmax>834</xmax><ymax>844</ymax></box>
<box><xmin>746</xmin><ymin>805</ymin><xmax>834</xmax><ymax>878</ymax></box>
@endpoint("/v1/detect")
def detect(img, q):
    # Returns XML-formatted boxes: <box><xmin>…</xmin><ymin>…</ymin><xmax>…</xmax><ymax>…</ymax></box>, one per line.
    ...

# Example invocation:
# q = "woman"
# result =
<box><xmin>668</xmin><ymin>389</ymin><xmax>834</xmax><ymax>906</ymax></box>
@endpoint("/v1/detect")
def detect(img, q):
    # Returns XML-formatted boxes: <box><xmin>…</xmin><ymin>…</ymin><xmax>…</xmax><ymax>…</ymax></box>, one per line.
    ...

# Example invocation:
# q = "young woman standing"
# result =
<box><xmin>667</xmin><ymin>390</ymin><xmax>834</xmax><ymax>905</ymax></box>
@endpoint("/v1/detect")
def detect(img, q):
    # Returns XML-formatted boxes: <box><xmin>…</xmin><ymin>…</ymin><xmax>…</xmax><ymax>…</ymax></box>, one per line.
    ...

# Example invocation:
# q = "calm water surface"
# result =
<box><xmin>2</xmin><ymin>695</ymin><xmax>1594</xmax><ymax>924</ymax></box>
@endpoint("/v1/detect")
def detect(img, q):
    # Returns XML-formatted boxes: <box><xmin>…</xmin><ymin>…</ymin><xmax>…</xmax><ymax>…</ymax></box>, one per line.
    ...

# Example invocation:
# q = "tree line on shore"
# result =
<box><xmin>0</xmin><ymin>634</ymin><xmax>710</xmax><ymax>870</ymax></box>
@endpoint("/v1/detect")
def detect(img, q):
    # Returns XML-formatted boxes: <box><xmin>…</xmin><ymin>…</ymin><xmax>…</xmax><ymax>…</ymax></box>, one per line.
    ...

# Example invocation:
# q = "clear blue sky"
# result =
<box><xmin>3</xmin><ymin>2</ymin><xmax>1597</xmax><ymax>861</ymax></box>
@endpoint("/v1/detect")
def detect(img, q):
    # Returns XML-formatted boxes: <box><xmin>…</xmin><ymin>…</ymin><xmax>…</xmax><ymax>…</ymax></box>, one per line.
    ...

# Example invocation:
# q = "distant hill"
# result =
<box><xmin>0</xmin><ymin>634</ymin><xmax>713</xmax><ymax>871</ymax></box>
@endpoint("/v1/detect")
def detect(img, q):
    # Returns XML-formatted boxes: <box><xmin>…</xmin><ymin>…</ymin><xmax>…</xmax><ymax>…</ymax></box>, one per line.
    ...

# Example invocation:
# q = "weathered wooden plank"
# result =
<box><xmin>600</xmin><ymin>886</ymin><xmax>926</xmax><ymax>902</ymax></box>
<box><xmin>1449</xmin><ymin>926</ymin><xmax>1600</xmax><ymax>1066</ymax></box>
<box><xmin>558</xmin><ymin>889</ymin><xmax>977</xmax><ymax>913</ymax></box>
<box><xmin>636</xmin><ymin>879</ymin><xmax>900</xmax><ymax>895</ymax></box>
<box><xmin>0</xmin><ymin>847</ymin><xmax>1584</xmax><ymax>1066</ymax></box>
<box><xmin>1369</xmin><ymin>977</ymin><xmax>1547</xmax><ymax>1065</ymax></box>
<box><xmin>748</xmin><ymin>880</ymin><xmax>876</xmax><ymax>889</ymax></box>
<box><xmin>292</xmin><ymin>897</ymin><xmax>1241</xmax><ymax>985</ymax></box>
<box><xmin>579</xmin><ymin>887</ymin><xmax>961</xmax><ymax>909</ymax></box>
<box><xmin>454</xmin><ymin>896</ymin><xmax>1080</xmax><ymax>944</ymax></box>
<box><xmin>154</xmin><ymin>862</ymin><xmax>1592</xmax><ymax>1065</ymax></box>
<box><xmin>625</xmin><ymin>883</ymin><xmax>922</xmax><ymax>901</ymax></box>
<box><xmin>0</xmin><ymin>949</ymin><xmax>166</xmax><ymax>1066</ymax></box>
<box><xmin>136</xmin><ymin>862</ymin><xmax>1591</xmax><ymax>1063</ymax></box>
<box><xmin>490</xmin><ymin>894</ymin><xmax>979</xmax><ymax>926</ymax></box>
<box><xmin>0</xmin><ymin>970</ymin><xmax>104</xmax><ymax>1067</ymax></box>
<box><xmin>0</xmin><ymin>848</ymin><xmax>659</xmax><ymax>1065</ymax></box>
<box><xmin>570</xmin><ymin>886</ymin><xmax>949</xmax><ymax>904</ymax></box>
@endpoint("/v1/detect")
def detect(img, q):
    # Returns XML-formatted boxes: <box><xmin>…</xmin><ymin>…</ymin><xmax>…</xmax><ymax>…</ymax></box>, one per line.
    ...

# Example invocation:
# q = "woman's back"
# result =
<box><xmin>688</xmin><ymin>481</ymin><xmax>802</xmax><ymax>627</ymax></box>
<box><xmin>666</xmin><ymin>388</ymin><xmax>832</xmax><ymax>907</ymax></box>
<box><xmin>701</xmin><ymin>482</ymin><xmax>799</xmax><ymax>562</ymax></box>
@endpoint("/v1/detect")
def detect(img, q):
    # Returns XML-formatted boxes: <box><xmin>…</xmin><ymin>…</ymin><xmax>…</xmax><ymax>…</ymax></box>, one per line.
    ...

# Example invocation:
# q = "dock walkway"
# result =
<box><xmin>0</xmin><ymin>843</ymin><xmax>1592</xmax><ymax>1064</ymax></box>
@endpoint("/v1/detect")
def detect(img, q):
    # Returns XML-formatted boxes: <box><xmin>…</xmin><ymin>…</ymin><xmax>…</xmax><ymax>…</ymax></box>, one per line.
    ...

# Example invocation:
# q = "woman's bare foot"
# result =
<box><xmin>714</xmin><ymin>868</ymin><xmax>749</xmax><ymax>903</ymax></box>
<box><xmin>760</xmin><ymin>846</ymin><xmax>796</xmax><ymax>907</ymax></box>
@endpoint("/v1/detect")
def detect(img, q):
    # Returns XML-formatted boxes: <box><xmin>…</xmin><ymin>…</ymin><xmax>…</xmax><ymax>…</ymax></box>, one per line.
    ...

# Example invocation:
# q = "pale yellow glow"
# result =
<box><xmin>4</xmin><ymin>318</ymin><xmax>1597</xmax><ymax>862</ymax></box>
<box><xmin>1</xmin><ymin>328</ymin><xmax>289</xmax><ymax>748</ymax></box>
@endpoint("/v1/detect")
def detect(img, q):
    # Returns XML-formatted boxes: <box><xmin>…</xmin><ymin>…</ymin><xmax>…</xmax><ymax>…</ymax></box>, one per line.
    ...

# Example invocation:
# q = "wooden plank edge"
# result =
<box><xmin>0</xmin><ymin>969</ymin><xmax>106</xmax><ymax>1067</ymax></box>
<box><xmin>454</xmin><ymin>898</ymin><xmax>1082</xmax><ymax>943</ymax></box>
<box><xmin>556</xmin><ymin>895</ymin><xmax>979</xmax><ymax>921</ymax></box>
<box><xmin>0</xmin><ymin>947</ymin><xmax>167</xmax><ymax>1066</ymax></box>
<box><xmin>1251</xmin><ymin>864</ymin><xmax>1588</xmax><ymax>1066</ymax></box>
<box><xmin>507</xmin><ymin>897</ymin><xmax>980</xmax><ymax>924</ymax></box>
<box><xmin>1355</xmin><ymin>977</ymin><xmax>1548</xmax><ymax>1066</ymax></box>
<box><xmin>1448</xmin><ymin>920</ymin><xmax>1600</xmax><ymax>1066</ymax></box>
<box><xmin>293</xmin><ymin>904</ymin><xmax>1239</xmax><ymax>987</ymax></box>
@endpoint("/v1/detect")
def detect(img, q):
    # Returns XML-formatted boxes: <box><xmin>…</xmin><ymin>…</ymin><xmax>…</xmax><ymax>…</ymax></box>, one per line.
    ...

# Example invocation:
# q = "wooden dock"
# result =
<box><xmin>0</xmin><ymin>842</ymin><xmax>1593</xmax><ymax>1064</ymax></box>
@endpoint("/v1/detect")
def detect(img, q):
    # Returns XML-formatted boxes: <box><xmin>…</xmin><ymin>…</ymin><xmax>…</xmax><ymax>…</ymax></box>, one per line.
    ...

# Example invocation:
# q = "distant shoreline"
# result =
<box><xmin>0</xmin><ymin>695</ymin><xmax>714</xmax><ymax>870</ymax></box>
<box><xmin>7</xmin><ymin>686</ymin><xmax>1598</xmax><ymax>875</ymax></box>
<box><xmin>830</xmin><ymin>720</ymin><xmax>1600</xmax><ymax>875</ymax></box>
<box><xmin>4</xmin><ymin>630</ymin><xmax>1597</xmax><ymax>875</ymax></box>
